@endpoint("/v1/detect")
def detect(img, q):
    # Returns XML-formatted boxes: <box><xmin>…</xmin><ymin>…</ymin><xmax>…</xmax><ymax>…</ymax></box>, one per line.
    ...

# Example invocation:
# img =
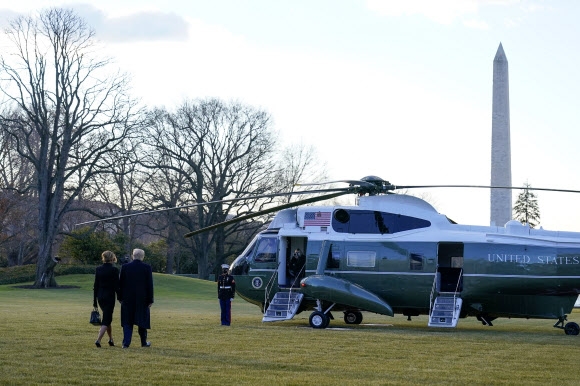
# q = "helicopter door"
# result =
<box><xmin>436</xmin><ymin>243</ymin><xmax>464</xmax><ymax>293</ymax></box>
<box><xmin>278</xmin><ymin>237</ymin><xmax>307</xmax><ymax>287</ymax></box>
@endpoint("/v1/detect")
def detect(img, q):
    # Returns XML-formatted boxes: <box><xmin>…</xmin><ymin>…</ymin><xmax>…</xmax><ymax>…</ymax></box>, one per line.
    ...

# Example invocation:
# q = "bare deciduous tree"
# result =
<box><xmin>0</xmin><ymin>114</ymin><xmax>35</xmax><ymax>192</ymax></box>
<box><xmin>87</xmin><ymin>139</ymin><xmax>152</xmax><ymax>257</ymax></box>
<box><xmin>275</xmin><ymin>141</ymin><xmax>329</xmax><ymax>204</ymax></box>
<box><xmin>143</xmin><ymin>99</ymin><xmax>278</xmax><ymax>279</ymax></box>
<box><xmin>0</xmin><ymin>8</ymin><xmax>139</xmax><ymax>287</ymax></box>
<box><xmin>138</xmin><ymin>110</ymin><xmax>194</xmax><ymax>274</ymax></box>
<box><xmin>0</xmin><ymin>114</ymin><xmax>38</xmax><ymax>265</ymax></box>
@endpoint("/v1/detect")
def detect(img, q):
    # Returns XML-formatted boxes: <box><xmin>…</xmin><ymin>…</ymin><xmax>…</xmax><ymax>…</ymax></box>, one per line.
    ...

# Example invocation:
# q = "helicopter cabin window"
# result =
<box><xmin>451</xmin><ymin>256</ymin><xmax>463</xmax><ymax>268</ymax></box>
<box><xmin>327</xmin><ymin>246</ymin><xmax>340</xmax><ymax>269</ymax></box>
<box><xmin>347</xmin><ymin>251</ymin><xmax>376</xmax><ymax>268</ymax></box>
<box><xmin>409</xmin><ymin>253</ymin><xmax>423</xmax><ymax>271</ymax></box>
<box><xmin>332</xmin><ymin>209</ymin><xmax>430</xmax><ymax>234</ymax></box>
<box><xmin>254</xmin><ymin>238</ymin><xmax>277</xmax><ymax>263</ymax></box>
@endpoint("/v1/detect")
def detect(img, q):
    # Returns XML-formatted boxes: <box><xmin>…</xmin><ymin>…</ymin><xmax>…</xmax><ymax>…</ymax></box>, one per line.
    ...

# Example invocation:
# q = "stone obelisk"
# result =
<box><xmin>490</xmin><ymin>43</ymin><xmax>512</xmax><ymax>226</ymax></box>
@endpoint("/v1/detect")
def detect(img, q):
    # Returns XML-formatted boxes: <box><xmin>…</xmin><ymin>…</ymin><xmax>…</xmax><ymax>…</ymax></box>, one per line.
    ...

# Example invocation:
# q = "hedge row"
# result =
<box><xmin>0</xmin><ymin>264</ymin><xmax>98</xmax><ymax>285</ymax></box>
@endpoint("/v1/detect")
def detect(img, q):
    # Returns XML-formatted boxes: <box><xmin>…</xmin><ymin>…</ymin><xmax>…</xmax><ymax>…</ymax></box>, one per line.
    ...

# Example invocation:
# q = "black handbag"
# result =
<box><xmin>90</xmin><ymin>307</ymin><xmax>101</xmax><ymax>325</ymax></box>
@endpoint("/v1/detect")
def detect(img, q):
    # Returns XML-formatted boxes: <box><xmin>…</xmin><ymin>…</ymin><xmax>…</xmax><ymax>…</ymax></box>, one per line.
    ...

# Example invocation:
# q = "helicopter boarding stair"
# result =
<box><xmin>262</xmin><ymin>290</ymin><xmax>304</xmax><ymax>322</ymax></box>
<box><xmin>428</xmin><ymin>269</ymin><xmax>463</xmax><ymax>328</ymax></box>
<box><xmin>262</xmin><ymin>267</ymin><xmax>304</xmax><ymax>322</ymax></box>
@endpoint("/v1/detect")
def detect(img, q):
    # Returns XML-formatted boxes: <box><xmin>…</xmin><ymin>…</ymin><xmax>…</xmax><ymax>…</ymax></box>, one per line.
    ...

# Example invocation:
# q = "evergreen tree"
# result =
<box><xmin>513</xmin><ymin>182</ymin><xmax>541</xmax><ymax>228</ymax></box>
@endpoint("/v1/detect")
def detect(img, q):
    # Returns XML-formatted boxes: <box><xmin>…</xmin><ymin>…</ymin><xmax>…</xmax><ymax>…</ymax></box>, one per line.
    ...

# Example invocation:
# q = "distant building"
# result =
<box><xmin>490</xmin><ymin>43</ymin><xmax>512</xmax><ymax>226</ymax></box>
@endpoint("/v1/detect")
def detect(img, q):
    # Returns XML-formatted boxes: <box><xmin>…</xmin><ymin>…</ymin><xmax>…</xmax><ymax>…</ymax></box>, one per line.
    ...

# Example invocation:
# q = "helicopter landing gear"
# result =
<box><xmin>554</xmin><ymin>316</ymin><xmax>579</xmax><ymax>335</ymax></box>
<box><xmin>565</xmin><ymin>322</ymin><xmax>580</xmax><ymax>336</ymax></box>
<box><xmin>309</xmin><ymin>311</ymin><xmax>330</xmax><ymax>329</ymax></box>
<box><xmin>309</xmin><ymin>300</ymin><xmax>335</xmax><ymax>329</ymax></box>
<box><xmin>476</xmin><ymin>314</ymin><xmax>495</xmax><ymax>326</ymax></box>
<box><xmin>344</xmin><ymin>311</ymin><xmax>363</xmax><ymax>325</ymax></box>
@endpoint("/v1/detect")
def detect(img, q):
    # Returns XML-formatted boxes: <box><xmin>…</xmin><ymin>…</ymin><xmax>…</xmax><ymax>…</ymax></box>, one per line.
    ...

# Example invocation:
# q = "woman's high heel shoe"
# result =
<box><xmin>95</xmin><ymin>340</ymin><xmax>101</xmax><ymax>348</ymax></box>
<box><xmin>108</xmin><ymin>340</ymin><xmax>115</xmax><ymax>347</ymax></box>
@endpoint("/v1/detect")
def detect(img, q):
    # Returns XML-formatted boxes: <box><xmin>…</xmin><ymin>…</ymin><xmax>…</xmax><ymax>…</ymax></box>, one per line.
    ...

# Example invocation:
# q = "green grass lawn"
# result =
<box><xmin>1</xmin><ymin>273</ymin><xmax>580</xmax><ymax>385</ymax></box>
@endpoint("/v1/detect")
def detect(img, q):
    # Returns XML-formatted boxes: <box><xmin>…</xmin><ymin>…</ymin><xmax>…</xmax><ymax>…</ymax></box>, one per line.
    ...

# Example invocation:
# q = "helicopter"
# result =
<box><xmin>79</xmin><ymin>175</ymin><xmax>580</xmax><ymax>334</ymax></box>
<box><xmin>180</xmin><ymin>176</ymin><xmax>580</xmax><ymax>335</ymax></box>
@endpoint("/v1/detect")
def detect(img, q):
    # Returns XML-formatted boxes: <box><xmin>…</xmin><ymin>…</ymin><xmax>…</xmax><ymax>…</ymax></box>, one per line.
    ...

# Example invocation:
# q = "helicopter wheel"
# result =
<box><xmin>564</xmin><ymin>322</ymin><xmax>580</xmax><ymax>336</ymax></box>
<box><xmin>344</xmin><ymin>311</ymin><xmax>363</xmax><ymax>325</ymax></box>
<box><xmin>309</xmin><ymin>311</ymin><xmax>330</xmax><ymax>329</ymax></box>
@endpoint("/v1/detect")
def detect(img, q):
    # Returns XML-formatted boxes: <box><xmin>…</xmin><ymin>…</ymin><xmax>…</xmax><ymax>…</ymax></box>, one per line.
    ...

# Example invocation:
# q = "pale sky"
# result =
<box><xmin>2</xmin><ymin>0</ymin><xmax>580</xmax><ymax>231</ymax></box>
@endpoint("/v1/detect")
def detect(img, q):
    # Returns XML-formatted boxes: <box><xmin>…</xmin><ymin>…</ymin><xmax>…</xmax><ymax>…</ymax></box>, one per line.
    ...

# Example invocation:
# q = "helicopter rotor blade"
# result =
<box><xmin>75</xmin><ymin>187</ymin><xmax>351</xmax><ymax>227</ymax></box>
<box><xmin>183</xmin><ymin>190</ymin><xmax>349</xmax><ymax>238</ymax></box>
<box><xmin>75</xmin><ymin>171</ymin><xmax>580</xmax><ymax>238</ymax></box>
<box><xmin>392</xmin><ymin>184</ymin><xmax>580</xmax><ymax>194</ymax></box>
<box><xmin>296</xmin><ymin>179</ymin><xmax>377</xmax><ymax>188</ymax></box>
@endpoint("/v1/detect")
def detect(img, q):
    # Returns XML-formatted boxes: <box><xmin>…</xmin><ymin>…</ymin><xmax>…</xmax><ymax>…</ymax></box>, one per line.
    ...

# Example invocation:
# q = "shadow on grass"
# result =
<box><xmin>13</xmin><ymin>285</ymin><xmax>80</xmax><ymax>289</ymax></box>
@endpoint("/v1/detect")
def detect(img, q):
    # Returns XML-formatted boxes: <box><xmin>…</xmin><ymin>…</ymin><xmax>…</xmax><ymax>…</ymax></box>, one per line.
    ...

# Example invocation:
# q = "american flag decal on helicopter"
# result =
<box><xmin>304</xmin><ymin>211</ymin><xmax>331</xmax><ymax>226</ymax></box>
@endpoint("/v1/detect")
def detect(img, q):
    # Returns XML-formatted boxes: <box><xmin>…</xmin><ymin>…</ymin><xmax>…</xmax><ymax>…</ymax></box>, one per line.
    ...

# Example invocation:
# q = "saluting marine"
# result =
<box><xmin>217</xmin><ymin>264</ymin><xmax>236</xmax><ymax>326</ymax></box>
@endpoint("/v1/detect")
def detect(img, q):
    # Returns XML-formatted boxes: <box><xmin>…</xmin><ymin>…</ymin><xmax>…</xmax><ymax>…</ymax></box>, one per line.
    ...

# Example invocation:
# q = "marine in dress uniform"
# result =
<box><xmin>217</xmin><ymin>264</ymin><xmax>236</xmax><ymax>326</ymax></box>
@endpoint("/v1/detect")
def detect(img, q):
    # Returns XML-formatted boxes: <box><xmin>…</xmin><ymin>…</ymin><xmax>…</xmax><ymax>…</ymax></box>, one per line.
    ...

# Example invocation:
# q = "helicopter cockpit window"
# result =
<box><xmin>254</xmin><ymin>238</ymin><xmax>277</xmax><ymax>263</ymax></box>
<box><xmin>230</xmin><ymin>238</ymin><xmax>257</xmax><ymax>274</ymax></box>
<box><xmin>242</xmin><ymin>238</ymin><xmax>257</xmax><ymax>259</ymax></box>
<box><xmin>332</xmin><ymin>209</ymin><xmax>430</xmax><ymax>234</ymax></box>
<box><xmin>409</xmin><ymin>253</ymin><xmax>423</xmax><ymax>271</ymax></box>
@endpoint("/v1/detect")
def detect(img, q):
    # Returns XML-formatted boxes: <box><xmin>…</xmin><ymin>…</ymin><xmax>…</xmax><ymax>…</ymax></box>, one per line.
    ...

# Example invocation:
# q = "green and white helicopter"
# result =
<box><xmin>183</xmin><ymin>176</ymin><xmax>580</xmax><ymax>334</ymax></box>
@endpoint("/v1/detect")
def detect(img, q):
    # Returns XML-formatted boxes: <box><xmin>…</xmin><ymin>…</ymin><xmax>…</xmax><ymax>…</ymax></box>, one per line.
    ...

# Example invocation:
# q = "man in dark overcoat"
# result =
<box><xmin>118</xmin><ymin>248</ymin><xmax>154</xmax><ymax>348</ymax></box>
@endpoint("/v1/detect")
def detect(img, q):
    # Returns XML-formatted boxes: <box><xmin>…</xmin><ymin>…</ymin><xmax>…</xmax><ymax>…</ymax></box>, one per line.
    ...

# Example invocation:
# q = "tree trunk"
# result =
<box><xmin>37</xmin><ymin>258</ymin><xmax>58</xmax><ymax>288</ymax></box>
<box><xmin>33</xmin><ymin>183</ymin><xmax>60</xmax><ymax>288</ymax></box>
<box><xmin>166</xmin><ymin>237</ymin><xmax>176</xmax><ymax>274</ymax></box>
<box><xmin>165</xmin><ymin>212</ymin><xmax>177</xmax><ymax>274</ymax></box>
<box><xmin>34</xmin><ymin>243</ymin><xmax>57</xmax><ymax>288</ymax></box>
<box><xmin>197</xmin><ymin>236</ymin><xmax>210</xmax><ymax>280</ymax></box>
<box><xmin>215</xmin><ymin>227</ymin><xmax>225</xmax><ymax>272</ymax></box>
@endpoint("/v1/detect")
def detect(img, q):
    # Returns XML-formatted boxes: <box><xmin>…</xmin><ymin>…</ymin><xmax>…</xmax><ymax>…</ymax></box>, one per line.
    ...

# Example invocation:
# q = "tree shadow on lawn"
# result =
<box><xmin>13</xmin><ymin>285</ymin><xmax>80</xmax><ymax>289</ymax></box>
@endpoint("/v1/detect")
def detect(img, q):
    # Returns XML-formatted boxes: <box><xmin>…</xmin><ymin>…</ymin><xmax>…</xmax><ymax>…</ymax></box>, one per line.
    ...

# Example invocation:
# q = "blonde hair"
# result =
<box><xmin>101</xmin><ymin>250</ymin><xmax>117</xmax><ymax>263</ymax></box>
<box><xmin>132</xmin><ymin>248</ymin><xmax>145</xmax><ymax>261</ymax></box>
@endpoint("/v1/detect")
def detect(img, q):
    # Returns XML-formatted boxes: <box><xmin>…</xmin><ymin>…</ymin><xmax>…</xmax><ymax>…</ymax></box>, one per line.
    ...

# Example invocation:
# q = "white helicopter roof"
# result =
<box><xmin>357</xmin><ymin>194</ymin><xmax>438</xmax><ymax>217</ymax></box>
<box><xmin>291</xmin><ymin>194</ymin><xmax>447</xmax><ymax>227</ymax></box>
<box><xmin>267</xmin><ymin>193</ymin><xmax>580</xmax><ymax>246</ymax></box>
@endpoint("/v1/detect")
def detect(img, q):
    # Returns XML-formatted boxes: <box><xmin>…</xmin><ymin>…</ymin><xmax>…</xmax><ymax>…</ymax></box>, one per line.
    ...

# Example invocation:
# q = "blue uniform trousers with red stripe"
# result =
<box><xmin>219</xmin><ymin>298</ymin><xmax>231</xmax><ymax>325</ymax></box>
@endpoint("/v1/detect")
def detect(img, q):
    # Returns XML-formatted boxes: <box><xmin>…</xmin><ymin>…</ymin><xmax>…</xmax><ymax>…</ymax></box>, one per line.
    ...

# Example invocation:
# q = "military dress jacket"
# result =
<box><xmin>217</xmin><ymin>274</ymin><xmax>236</xmax><ymax>300</ymax></box>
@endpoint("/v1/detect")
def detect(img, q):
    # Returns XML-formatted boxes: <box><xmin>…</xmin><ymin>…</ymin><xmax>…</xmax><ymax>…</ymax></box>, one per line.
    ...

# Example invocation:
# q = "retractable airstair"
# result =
<box><xmin>428</xmin><ymin>266</ymin><xmax>463</xmax><ymax>328</ymax></box>
<box><xmin>262</xmin><ymin>290</ymin><xmax>304</xmax><ymax>322</ymax></box>
<box><xmin>428</xmin><ymin>293</ymin><xmax>462</xmax><ymax>328</ymax></box>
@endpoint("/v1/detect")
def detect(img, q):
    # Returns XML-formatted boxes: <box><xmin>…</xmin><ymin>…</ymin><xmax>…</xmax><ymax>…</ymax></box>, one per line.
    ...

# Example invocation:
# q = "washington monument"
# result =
<box><xmin>490</xmin><ymin>43</ymin><xmax>512</xmax><ymax>226</ymax></box>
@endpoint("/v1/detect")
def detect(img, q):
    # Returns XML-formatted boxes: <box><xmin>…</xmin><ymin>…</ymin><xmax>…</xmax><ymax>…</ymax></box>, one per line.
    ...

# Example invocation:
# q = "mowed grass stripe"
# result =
<box><xmin>1</xmin><ymin>273</ymin><xmax>579</xmax><ymax>385</ymax></box>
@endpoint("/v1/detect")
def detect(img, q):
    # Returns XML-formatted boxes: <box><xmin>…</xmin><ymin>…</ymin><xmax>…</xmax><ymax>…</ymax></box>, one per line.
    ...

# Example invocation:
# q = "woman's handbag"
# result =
<box><xmin>90</xmin><ymin>307</ymin><xmax>101</xmax><ymax>325</ymax></box>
